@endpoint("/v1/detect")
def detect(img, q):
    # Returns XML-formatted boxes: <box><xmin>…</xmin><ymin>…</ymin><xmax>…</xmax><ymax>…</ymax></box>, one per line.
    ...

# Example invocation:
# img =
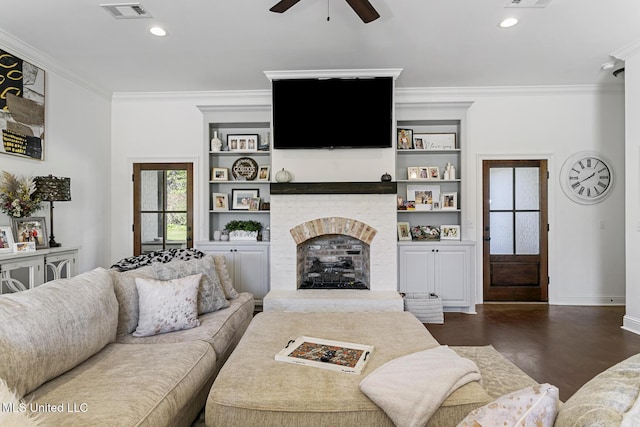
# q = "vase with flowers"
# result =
<box><xmin>0</xmin><ymin>171</ymin><xmax>42</xmax><ymax>218</ymax></box>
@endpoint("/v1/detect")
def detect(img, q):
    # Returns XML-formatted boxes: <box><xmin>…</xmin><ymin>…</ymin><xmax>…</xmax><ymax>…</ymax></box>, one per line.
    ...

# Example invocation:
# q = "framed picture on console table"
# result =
<box><xmin>0</xmin><ymin>226</ymin><xmax>15</xmax><ymax>253</ymax></box>
<box><xmin>11</xmin><ymin>216</ymin><xmax>48</xmax><ymax>249</ymax></box>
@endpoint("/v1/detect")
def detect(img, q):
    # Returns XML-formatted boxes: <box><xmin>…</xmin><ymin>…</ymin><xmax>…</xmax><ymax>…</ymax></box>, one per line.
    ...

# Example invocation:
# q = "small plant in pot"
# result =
<box><xmin>225</xmin><ymin>220</ymin><xmax>263</xmax><ymax>241</ymax></box>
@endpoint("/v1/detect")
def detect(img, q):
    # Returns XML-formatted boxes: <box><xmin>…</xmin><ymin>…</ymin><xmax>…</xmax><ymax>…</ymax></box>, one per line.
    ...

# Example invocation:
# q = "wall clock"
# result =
<box><xmin>560</xmin><ymin>151</ymin><xmax>614</xmax><ymax>205</ymax></box>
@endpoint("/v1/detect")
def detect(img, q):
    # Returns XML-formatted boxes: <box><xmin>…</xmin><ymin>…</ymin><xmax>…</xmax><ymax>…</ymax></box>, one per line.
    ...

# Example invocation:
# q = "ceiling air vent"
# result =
<box><xmin>100</xmin><ymin>3</ymin><xmax>152</xmax><ymax>19</ymax></box>
<box><xmin>505</xmin><ymin>0</ymin><xmax>551</xmax><ymax>7</ymax></box>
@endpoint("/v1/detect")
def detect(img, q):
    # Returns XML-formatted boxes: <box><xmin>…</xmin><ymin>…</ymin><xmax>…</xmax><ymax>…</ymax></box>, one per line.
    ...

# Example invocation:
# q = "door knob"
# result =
<box><xmin>484</xmin><ymin>237</ymin><xmax>491</xmax><ymax>241</ymax></box>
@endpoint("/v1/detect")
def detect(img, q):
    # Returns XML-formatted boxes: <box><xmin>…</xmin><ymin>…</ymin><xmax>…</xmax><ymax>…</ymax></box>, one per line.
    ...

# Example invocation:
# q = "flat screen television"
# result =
<box><xmin>272</xmin><ymin>77</ymin><xmax>393</xmax><ymax>149</ymax></box>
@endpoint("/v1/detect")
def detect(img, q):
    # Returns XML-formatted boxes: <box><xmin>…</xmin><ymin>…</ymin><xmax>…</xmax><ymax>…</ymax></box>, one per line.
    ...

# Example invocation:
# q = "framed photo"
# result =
<box><xmin>416</xmin><ymin>133</ymin><xmax>456</xmax><ymax>150</ymax></box>
<box><xmin>432</xmin><ymin>201</ymin><xmax>441</xmax><ymax>210</ymax></box>
<box><xmin>257</xmin><ymin>165</ymin><xmax>270</xmax><ymax>181</ymax></box>
<box><xmin>442</xmin><ymin>192</ymin><xmax>458</xmax><ymax>210</ymax></box>
<box><xmin>14</xmin><ymin>241</ymin><xmax>36</xmax><ymax>252</ymax></box>
<box><xmin>248</xmin><ymin>197</ymin><xmax>261</xmax><ymax>211</ymax></box>
<box><xmin>411</xmin><ymin>225</ymin><xmax>440</xmax><ymax>241</ymax></box>
<box><xmin>211</xmin><ymin>167</ymin><xmax>228</xmax><ymax>181</ymax></box>
<box><xmin>407</xmin><ymin>185</ymin><xmax>440</xmax><ymax>211</ymax></box>
<box><xmin>441</xmin><ymin>225</ymin><xmax>461</xmax><ymax>240</ymax></box>
<box><xmin>227</xmin><ymin>134</ymin><xmax>259</xmax><ymax>152</ymax></box>
<box><xmin>11</xmin><ymin>216</ymin><xmax>48</xmax><ymax>249</ymax></box>
<box><xmin>397</xmin><ymin>195</ymin><xmax>405</xmax><ymax>210</ymax></box>
<box><xmin>407</xmin><ymin>167</ymin><xmax>420</xmax><ymax>180</ymax></box>
<box><xmin>0</xmin><ymin>226</ymin><xmax>15</xmax><ymax>253</ymax></box>
<box><xmin>397</xmin><ymin>128</ymin><xmax>413</xmax><ymax>149</ymax></box>
<box><xmin>231</xmin><ymin>189</ymin><xmax>259</xmax><ymax>210</ymax></box>
<box><xmin>429</xmin><ymin>166</ymin><xmax>440</xmax><ymax>180</ymax></box>
<box><xmin>413</xmin><ymin>136</ymin><xmax>425</xmax><ymax>150</ymax></box>
<box><xmin>397</xmin><ymin>222</ymin><xmax>412</xmax><ymax>241</ymax></box>
<box><xmin>212</xmin><ymin>193</ymin><xmax>228</xmax><ymax>211</ymax></box>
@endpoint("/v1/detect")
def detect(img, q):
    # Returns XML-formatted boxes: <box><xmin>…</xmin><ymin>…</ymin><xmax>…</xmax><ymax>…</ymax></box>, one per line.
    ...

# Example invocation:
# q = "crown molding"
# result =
<box><xmin>612</xmin><ymin>38</ymin><xmax>640</xmax><ymax>61</ymax></box>
<box><xmin>264</xmin><ymin>68</ymin><xmax>403</xmax><ymax>81</ymax></box>
<box><xmin>0</xmin><ymin>29</ymin><xmax>111</xmax><ymax>100</ymax></box>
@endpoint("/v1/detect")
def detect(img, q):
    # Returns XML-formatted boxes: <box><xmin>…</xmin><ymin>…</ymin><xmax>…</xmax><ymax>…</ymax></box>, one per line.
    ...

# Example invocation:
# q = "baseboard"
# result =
<box><xmin>622</xmin><ymin>315</ymin><xmax>640</xmax><ymax>336</ymax></box>
<box><xmin>549</xmin><ymin>296</ymin><xmax>625</xmax><ymax>306</ymax></box>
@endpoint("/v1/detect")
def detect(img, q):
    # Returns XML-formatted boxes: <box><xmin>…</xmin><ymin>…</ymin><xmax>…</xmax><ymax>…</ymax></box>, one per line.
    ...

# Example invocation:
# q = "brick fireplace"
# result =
<box><xmin>263</xmin><ymin>182</ymin><xmax>403</xmax><ymax>312</ymax></box>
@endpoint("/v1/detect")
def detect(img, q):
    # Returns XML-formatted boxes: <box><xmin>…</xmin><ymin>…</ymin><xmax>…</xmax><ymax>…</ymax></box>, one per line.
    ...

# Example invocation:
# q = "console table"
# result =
<box><xmin>0</xmin><ymin>247</ymin><xmax>79</xmax><ymax>294</ymax></box>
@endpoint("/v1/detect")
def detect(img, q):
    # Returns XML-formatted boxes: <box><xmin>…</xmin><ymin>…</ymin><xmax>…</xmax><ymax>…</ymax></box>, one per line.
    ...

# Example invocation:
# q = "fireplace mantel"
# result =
<box><xmin>270</xmin><ymin>182</ymin><xmax>397</xmax><ymax>195</ymax></box>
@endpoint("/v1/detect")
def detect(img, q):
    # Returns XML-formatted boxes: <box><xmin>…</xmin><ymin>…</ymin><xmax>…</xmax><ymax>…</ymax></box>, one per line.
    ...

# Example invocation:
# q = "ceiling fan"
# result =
<box><xmin>270</xmin><ymin>0</ymin><xmax>380</xmax><ymax>23</ymax></box>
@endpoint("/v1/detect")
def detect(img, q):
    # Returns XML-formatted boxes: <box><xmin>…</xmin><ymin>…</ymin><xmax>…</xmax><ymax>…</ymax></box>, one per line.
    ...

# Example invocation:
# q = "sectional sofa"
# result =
<box><xmin>0</xmin><ymin>253</ymin><xmax>254</xmax><ymax>426</ymax></box>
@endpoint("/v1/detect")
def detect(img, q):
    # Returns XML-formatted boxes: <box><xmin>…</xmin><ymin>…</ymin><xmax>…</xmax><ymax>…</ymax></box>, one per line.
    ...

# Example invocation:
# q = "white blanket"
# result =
<box><xmin>359</xmin><ymin>345</ymin><xmax>481</xmax><ymax>427</ymax></box>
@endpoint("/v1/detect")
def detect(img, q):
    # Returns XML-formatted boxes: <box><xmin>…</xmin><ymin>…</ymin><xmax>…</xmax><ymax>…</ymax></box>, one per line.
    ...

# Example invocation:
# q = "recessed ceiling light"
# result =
<box><xmin>499</xmin><ymin>17</ymin><xmax>519</xmax><ymax>28</ymax></box>
<box><xmin>149</xmin><ymin>26</ymin><xmax>167</xmax><ymax>37</ymax></box>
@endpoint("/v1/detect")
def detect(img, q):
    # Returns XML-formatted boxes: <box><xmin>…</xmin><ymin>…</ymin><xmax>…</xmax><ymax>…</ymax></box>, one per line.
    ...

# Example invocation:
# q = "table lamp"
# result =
<box><xmin>35</xmin><ymin>175</ymin><xmax>71</xmax><ymax>247</ymax></box>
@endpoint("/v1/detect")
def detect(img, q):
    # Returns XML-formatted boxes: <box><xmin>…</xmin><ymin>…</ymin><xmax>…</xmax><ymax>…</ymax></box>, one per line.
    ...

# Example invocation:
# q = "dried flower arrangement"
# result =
<box><xmin>0</xmin><ymin>171</ymin><xmax>42</xmax><ymax>218</ymax></box>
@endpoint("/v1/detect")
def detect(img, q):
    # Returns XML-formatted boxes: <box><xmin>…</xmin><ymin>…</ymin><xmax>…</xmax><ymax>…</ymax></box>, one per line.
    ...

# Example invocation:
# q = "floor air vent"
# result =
<box><xmin>100</xmin><ymin>3</ymin><xmax>152</xmax><ymax>19</ymax></box>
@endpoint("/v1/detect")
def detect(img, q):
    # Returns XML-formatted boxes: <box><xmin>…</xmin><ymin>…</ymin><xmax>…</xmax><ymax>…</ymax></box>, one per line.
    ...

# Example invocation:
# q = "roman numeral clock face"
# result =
<box><xmin>561</xmin><ymin>152</ymin><xmax>614</xmax><ymax>205</ymax></box>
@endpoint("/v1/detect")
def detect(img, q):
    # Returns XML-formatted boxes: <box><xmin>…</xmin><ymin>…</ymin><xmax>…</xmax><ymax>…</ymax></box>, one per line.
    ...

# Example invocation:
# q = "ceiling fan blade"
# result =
<box><xmin>270</xmin><ymin>0</ymin><xmax>302</xmax><ymax>13</ymax></box>
<box><xmin>345</xmin><ymin>0</ymin><xmax>380</xmax><ymax>23</ymax></box>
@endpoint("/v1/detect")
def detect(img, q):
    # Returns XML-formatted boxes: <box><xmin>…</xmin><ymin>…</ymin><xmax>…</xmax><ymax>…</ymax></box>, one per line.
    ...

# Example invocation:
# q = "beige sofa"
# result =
<box><xmin>0</xmin><ymin>254</ymin><xmax>254</xmax><ymax>427</ymax></box>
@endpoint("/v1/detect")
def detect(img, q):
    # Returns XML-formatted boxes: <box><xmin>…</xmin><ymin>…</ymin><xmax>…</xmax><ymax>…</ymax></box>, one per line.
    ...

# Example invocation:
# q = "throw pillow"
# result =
<box><xmin>0</xmin><ymin>379</ymin><xmax>42</xmax><ymax>427</ymax></box>
<box><xmin>111</xmin><ymin>248</ymin><xmax>205</xmax><ymax>271</ymax></box>
<box><xmin>457</xmin><ymin>383</ymin><xmax>559</xmax><ymax>427</ymax></box>
<box><xmin>133</xmin><ymin>274</ymin><xmax>201</xmax><ymax>337</ymax></box>
<box><xmin>214</xmin><ymin>254</ymin><xmax>239</xmax><ymax>299</ymax></box>
<box><xmin>153</xmin><ymin>255</ymin><xmax>229</xmax><ymax>314</ymax></box>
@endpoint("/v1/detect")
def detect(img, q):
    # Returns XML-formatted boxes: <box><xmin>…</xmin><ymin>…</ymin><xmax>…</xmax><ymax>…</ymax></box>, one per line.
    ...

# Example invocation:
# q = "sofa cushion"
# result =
<box><xmin>153</xmin><ymin>254</ymin><xmax>229</xmax><ymax>314</ymax></box>
<box><xmin>214</xmin><ymin>254</ymin><xmax>239</xmax><ymax>299</ymax></box>
<box><xmin>109</xmin><ymin>265</ymin><xmax>156</xmax><ymax>337</ymax></box>
<box><xmin>117</xmin><ymin>292</ymin><xmax>254</xmax><ymax>361</ymax></box>
<box><xmin>555</xmin><ymin>353</ymin><xmax>640</xmax><ymax>426</ymax></box>
<box><xmin>25</xmin><ymin>341</ymin><xmax>216</xmax><ymax>427</ymax></box>
<box><xmin>458</xmin><ymin>383</ymin><xmax>559</xmax><ymax>427</ymax></box>
<box><xmin>0</xmin><ymin>267</ymin><xmax>118</xmax><ymax>396</ymax></box>
<box><xmin>133</xmin><ymin>274</ymin><xmax>201</xmax><ymax>337</ymax></box>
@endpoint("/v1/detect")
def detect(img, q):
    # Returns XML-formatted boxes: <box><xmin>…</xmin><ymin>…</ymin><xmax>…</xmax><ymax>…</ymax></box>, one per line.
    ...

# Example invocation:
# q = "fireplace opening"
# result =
<box><xmin>297</xmin><ymin>234</ymin><xmax>369</xmax><ymax>290</ymax></box>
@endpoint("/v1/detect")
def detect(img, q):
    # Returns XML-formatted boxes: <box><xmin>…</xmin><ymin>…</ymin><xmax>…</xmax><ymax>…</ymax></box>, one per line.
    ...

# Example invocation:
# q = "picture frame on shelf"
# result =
<box><xmin>212</xmin><ymin>193</ymin><xmax>229</xmax><ymax>211</ymax></box>
<box><xmin>432</xmin><ymin>201</ymin><xmax>440</xmax><ymax>210</ymax></box>
<box><xmin>417</xmin><ymin>133</ymin><xmax>456</xmax><ymax>150</ymax></box>
<box><xmin>14</xmin><ymin>241</ymin><xmax>36</xmax><ymax>252</ymax></box>
<box><xmin>248</xmin><ymin>197</ymin><xmax>261</xmax><ymax>211</ymax></box>
<box><xmin>407</xmin><ymin>167</ymin><xmax>420</xmax><ymax>180</ymax></box>
<box><xmin>0</xmin><ymin>226</ymin><xmax>15</xmax><ymax>253</ymax></box>
<box><xmin>442</xmin><ymin>192</ymin><xmax>458</xmax><ymax>210</ymax></box>
<box><xmin>413</xmin><ymin>136</ymin><xmax>425</xmax><ymax>149</ymax></box>
<box><xmin>228</xmin><ymin>134</ymin><xmax>259</xmax><ymax>152</ymax></box>
<box><xmin>397</xmin><ymin>222</ymin><xmax>412</xmax><ymax>241</ymax></box>
<box><xmin>397</xmin><ymin>195</ymin><xmax>405</xmax><ymax>210</ymax></box>
<box><xmin>407</xmin><ymin>184</ymin><xmax>440</xmax><ymax>211</ymax></box>
<box><xmin>257</xmin><ymin>166</ymin><xmax>270</xmax><ymax>181</ymax></box>
<box><xmin>411</xmin><ymin>225</ymin><xmax>440</xmax><ymax>241</ymax></box>
<box><xmin>397</xmin><ymin>128</ymin><xmax>413</xmax><ymax>149</ymax></box>
<box><xmin>232</xmin><ymin>189</ymin><xmax>260</xmax><ymax>210</ymax></box>
<box><xmin>11</xmin><ymin>216</ymin><xmax>48</xmax><ymax>249</ymax></box>
<box><xmin>211</xmin><ymin>167</ymin><xmax>228</xmax><ymax>181</ymax></box>
<box><xmin>429</xmin><ymin>167</ymin><xmax>440</xmax><ymax>179</ymax></box>
<box><xmin>441</xmin><ymin>225</ymin><xmax>461</xmax><ymax>240</ymax></box>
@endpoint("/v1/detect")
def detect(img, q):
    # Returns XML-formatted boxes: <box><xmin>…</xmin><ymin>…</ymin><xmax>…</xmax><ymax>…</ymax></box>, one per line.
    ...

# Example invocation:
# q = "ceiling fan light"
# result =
<box><xmin>149</xmin><ymin>26</ymin><xmax>167</xmax><ymax>37</ymax></box>
<box><xmin>499</xmin><ymin>17</ymin><xmax>519</xmax><ymax>28</ymax></box>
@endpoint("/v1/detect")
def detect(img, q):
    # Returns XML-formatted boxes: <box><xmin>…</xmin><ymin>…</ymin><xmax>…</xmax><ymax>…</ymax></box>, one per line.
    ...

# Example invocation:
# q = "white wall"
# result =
<box><xmin>0</xmin><ymin>39</ymin><xmax>111</xmax><ymax>272</ymax></box>
<box><xmin>110</xmin><ymin>85</ymin><xmax>626</xmax><ymax>306</ymax></box>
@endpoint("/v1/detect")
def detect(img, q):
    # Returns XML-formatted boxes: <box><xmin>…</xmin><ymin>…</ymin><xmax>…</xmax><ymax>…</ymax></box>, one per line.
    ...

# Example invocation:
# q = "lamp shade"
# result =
<box><xmin>34</xmin><ymin>175</ymin><xmax>71</xmax><ymax>202</ymax></box>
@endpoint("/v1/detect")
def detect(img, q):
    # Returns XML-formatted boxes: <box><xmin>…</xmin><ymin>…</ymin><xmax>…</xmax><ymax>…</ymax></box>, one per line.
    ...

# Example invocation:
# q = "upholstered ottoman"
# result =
<box><xmin>205</xmin><ymin>312</ymin><xmax>493</xmax><ymax>427</ymax></box>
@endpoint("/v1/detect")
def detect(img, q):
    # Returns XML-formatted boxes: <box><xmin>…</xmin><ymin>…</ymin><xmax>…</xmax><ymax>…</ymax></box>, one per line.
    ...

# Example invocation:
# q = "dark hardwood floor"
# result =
<box><xmin>425</xmin><ymin>304</ymin><xmax>640</xmax><ymax>402</ymax></box>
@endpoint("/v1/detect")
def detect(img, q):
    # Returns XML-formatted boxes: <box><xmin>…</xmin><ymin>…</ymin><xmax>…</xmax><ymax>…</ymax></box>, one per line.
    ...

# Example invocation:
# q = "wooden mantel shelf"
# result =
<box><xmin>270</xmin><ymin>182</ymin><xmax>397</xmax><ymax>195</ymax></box>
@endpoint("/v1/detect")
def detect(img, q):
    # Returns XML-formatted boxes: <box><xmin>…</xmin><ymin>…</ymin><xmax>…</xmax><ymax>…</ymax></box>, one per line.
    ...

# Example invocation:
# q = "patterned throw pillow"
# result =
<box><xmin>213</xmin><ymin>254</ymin><xmax>239</xmax><ymax>299</ymax></box>
<box><xmin>152</xmin><ymin>255</ymin><xmax>229</xmax><ymax>314</ymax></box>
<box><xmin>110</xmin><ymin>248</ymin><xmax>205</xmax><ymax>272</ymax></box>
<box><xmin>133</xmin><ymin>274</ymin><xmax>201</xmax><ymax>337</ymax></box>
<box><xmin>458</xmin><ymin>383</ymin><xmax>559</xmax><ymax>427</ymax></box>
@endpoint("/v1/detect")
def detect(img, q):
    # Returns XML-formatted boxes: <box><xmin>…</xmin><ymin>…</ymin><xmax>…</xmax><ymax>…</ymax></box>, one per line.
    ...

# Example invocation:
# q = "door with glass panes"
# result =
<box><xmin>133</xmin><ymin>163</ymin><xmax>193</xmax><ymax>256</ymax></box>
<box><xmin>482</xmin><ymin>160</ymin><xmax>548</xmax><ymax>301</ymax></box>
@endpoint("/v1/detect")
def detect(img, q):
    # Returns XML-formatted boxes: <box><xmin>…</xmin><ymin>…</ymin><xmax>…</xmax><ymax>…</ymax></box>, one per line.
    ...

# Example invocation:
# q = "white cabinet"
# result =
<box><xmin>0</xmin><ymin>247</ymin><xmax>79</xmax><ymax>294</ymax></box>
<box><xmin>398</xmin><ymin>241</ymin><xmax>475</xmax><ymax>313</ymax></box>
<box><xmin>196</xmin><ymin>241</ymin><xmax>269</xmax><ymax>306</ymax></box>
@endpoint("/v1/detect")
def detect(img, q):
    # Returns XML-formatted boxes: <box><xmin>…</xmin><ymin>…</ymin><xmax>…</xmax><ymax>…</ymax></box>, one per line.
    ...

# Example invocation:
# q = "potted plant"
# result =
<box><xmin>225</xmin><ymin>220</ymin><xmax>263</xmax><ymax>241</ymax></box>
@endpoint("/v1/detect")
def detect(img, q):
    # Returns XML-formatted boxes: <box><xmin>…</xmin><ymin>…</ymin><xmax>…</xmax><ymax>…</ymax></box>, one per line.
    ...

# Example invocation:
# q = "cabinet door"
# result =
<box><xmin>0</xmin><ymin>256</ymin><xmax>45</xmax><ymax>293</ymax></box>
<box><xmin>434</xmin><ymin>247</ymin><xmax>470</xmax><ymax>307</ymax></box>
<box><xmin>398</xmin><ymin>247</ymin><xmax>435</xmax><ymax>294</ymax></box>
<box><xmin>45</xmin><ymin>250</ymin><xmax>78</xmax><ymax>282</ymax></box>
<box><xmin>233</xmin><ymin>246</ymin><xmax>269</xmax><ymax>300</ymax></box>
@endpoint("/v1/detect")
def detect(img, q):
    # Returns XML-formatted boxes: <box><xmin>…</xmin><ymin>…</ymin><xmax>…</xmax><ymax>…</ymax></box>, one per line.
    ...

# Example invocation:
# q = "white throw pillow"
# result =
<box><xmin>214</xmin><ymin>254</ymin><xmax>239</xmax><ymax>299</ymax></box>
<box><xmin>133</xmin><ymin>274</ymin><xmax>201</xmax><ymax>337</ymax></box>
<box><xmin>458</xmin><ymin>383</ymin><xmax>559</xmax><ymax>427</ymax></box>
